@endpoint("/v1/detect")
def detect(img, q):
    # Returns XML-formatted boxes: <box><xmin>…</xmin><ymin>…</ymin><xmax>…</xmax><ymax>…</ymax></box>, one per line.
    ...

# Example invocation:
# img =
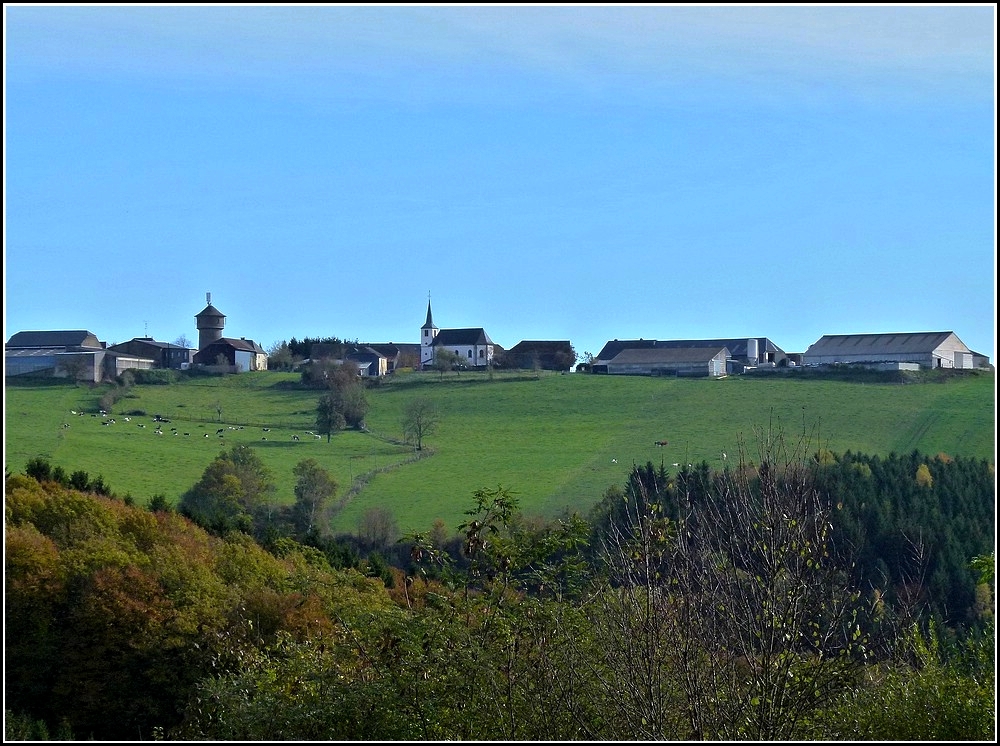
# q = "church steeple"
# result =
<box><xmin>422</xmin><ymin>297</ymin><xmax>437</xmax><ymax>331</ymax></box>
<box><xmin>420</xmin><ymin>295</ymin><xmax>439</xmax><ymax>367</ymax></box>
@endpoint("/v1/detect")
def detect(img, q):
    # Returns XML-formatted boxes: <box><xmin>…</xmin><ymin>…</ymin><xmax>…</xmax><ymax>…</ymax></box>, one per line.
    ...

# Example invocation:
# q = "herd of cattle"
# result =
<box><xmin>66</xmin><ymin>410</ymin><xmax>321</xmax><ymax>441</ymax></box>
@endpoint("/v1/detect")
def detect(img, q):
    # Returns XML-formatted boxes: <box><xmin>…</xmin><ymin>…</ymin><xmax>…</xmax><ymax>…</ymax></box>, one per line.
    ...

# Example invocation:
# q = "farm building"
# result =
<box><xmin>604</xmin><ymin>346</ymin><xmax>729</xmax><ymax>378</ymax></box>
<box><xmin>193</xmin><ymin>338</ymin><xmax>268</xmax><ymax>372</ymax></box>
<box><xmin>801</xmin><ymin>332</ymin><xmax>984</xmax><ymax>370</ymax></box>
<box><xmin>504</xmin><ymin>340</ymin><xmax>577</xmax><ymax>371</ymax></box>
<box><xmin>5</xmin><ymin>330</ymin><xmax>154</xmax><ymax>382</ymax></box>
<box><xmin>593</xmin><ymin>337</ymin><xmax>786</xmax><ymax>374</ymax></box>
<box><xmin>190</xmin><ymin>294</ymin><xmax>267</xmax><ymax>372</ymax></box>
<box><xmin>195</xmin><ymin>294</ymin><xmax>226</xmax><ymax>350</ymax></box>
<box><xmin>107</xmin><ymin>337</ymin><xmax>192</xmax><ymax>369</ymax></box>
<box><xmin>343</xmin><ymin>345</ymin><xmax>389</xmax><ymax>377</ymax></box>
<box><xmin>420</xmin><ymin>299</ymin><xmax>498</xmax><ymax>369</ymax></box>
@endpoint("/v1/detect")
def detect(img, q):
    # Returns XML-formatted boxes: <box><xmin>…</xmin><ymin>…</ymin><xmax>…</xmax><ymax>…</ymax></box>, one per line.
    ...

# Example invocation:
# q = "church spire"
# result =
<box><xmin>422</xmin><ymin>294</ymin><xmax>437</xmax><ymax>330</ymax></box>
<box><xmin>420</xmin><ymin>294</ymin><xmax>439</xmax><ymax>368</ymax></box>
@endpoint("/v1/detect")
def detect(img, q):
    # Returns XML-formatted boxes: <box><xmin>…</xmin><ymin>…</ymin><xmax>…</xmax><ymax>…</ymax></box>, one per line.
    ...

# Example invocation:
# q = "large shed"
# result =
<box><xmin>594</xmin><ymin>337</ymin><xmax>785</xmax><ymax>373</ymax></box>
<box><xmin>605</xmin><ymin>346</ymin><xmax>729</xmax><ymax>377</ymax></box>
<box><xmin>801</xmin><ymin>332</ymin><xmax>977</xmax><ymax>369</ymax></box>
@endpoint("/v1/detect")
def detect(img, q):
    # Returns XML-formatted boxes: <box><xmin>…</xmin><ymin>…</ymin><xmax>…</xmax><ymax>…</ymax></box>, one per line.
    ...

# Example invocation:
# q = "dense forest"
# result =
<box><xmin>4</xmin><ymin>435</ymin><xmax>995</xmax><ymax>741</ymax></box>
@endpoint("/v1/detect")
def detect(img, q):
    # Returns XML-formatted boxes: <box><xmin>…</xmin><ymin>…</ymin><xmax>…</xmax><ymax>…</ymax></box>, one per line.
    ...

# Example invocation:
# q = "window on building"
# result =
<box><xmin>467</xmin><ymin>350</ymin><xmax>472</xmax><ymax>358</ymax></box>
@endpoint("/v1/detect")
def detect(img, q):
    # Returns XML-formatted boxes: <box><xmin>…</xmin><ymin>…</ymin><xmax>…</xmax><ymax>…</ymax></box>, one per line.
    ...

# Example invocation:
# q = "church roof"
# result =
<box><xmin>433</xmin><ymin>328</ymin><xmax>493</xmax><ymax>346</ymax></box>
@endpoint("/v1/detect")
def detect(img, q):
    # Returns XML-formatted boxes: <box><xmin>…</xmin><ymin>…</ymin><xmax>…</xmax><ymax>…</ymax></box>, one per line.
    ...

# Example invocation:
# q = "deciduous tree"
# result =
<box><xmin>402</xmin><ymin>397</ymin><xmax>439</xmax><ymax>451</ymax></box>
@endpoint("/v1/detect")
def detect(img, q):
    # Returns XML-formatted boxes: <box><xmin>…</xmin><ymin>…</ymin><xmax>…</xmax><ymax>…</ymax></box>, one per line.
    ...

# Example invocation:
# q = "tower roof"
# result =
<box><xmin>196</xmin><ymin>304</ymin><xmax>226</xmax><ymax>320</ymax></box>
<box><xmin>421</xmin><ymin>299</ymin><xmax>438</xmax><ymax>330</ymax></box>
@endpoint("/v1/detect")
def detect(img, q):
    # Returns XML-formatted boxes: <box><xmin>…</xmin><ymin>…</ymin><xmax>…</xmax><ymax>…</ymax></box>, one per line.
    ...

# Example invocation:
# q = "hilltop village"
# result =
<box><xmin>4</xmin><ymin>294</ymin><xmax>993</xmax><ymax>383</ymax></box>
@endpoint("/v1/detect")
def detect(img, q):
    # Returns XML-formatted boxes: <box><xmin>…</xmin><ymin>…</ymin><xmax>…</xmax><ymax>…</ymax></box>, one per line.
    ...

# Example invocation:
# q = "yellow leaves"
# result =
<box><xmin>915</xmin><ymin>463</ymin><xmax>934</xmax><ymax>489</ymax></box>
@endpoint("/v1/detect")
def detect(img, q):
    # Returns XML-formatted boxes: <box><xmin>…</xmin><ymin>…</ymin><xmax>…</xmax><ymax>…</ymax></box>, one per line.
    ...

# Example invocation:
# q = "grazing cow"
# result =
<box><xmin>204</xmin><ymin>433</ymin><xmax>210</xmax><ymax>438</ymax></box>
<box><xmin>654</xmin><ymin>440</ymin><xmax>669</xmax><ymax>447</ymax></box>
<box><xmin>261</xmin><ymin>437</ymin><xmax>267</xmax><ymax>441</ymax></box>
<box><xmin>292</xmin><ymin>435</ymin><xmax>299</xmax><ymax>441</ymax></box>
<box><xmin>262</xmin><ymin>427</ymin><xmax>270</xmax><ymax>432</ymax></box>
<box><xmin>217</xmin><ymin>429</ymin><xmax>225</xmax><ymax>435</ymax></box>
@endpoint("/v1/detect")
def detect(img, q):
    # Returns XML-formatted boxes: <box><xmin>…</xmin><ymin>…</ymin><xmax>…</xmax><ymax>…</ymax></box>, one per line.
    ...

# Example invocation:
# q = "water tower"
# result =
<box><xmin>195</xmin><ymin>292</ymin><xmax>226</xmax><ymax>351</ymax></box>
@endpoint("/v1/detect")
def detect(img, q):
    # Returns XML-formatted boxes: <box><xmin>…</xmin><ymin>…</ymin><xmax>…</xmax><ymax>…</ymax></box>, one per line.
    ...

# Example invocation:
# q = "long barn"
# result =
<box><xmin>801</xmin><ymin>331</ymin><xmax>980</xmax><ymax>369</ymax></box>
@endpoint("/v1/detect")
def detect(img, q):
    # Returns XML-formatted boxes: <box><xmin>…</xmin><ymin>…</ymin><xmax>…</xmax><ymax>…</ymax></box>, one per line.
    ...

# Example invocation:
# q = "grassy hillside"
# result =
<box><xmin>4</xmin><ymin>369</ymin><xmax>995</xmax><ymax>535</ymax></box>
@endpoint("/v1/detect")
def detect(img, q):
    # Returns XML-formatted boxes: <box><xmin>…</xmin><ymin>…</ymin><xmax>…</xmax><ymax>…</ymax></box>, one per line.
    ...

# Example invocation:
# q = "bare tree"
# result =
<box><xmin>402</xmin><ymin>397</ymin><xmax>440</xmax><ymax>451</ymax></box>
<box><xmin>358</xmin><ymin>506</ymin><xmax>399</xmax><ymax>550</ymax></box>
<box><xmin>588</xmin><ymin>426</ymin><xmax>868</xmax><ymax>740</ymax></box>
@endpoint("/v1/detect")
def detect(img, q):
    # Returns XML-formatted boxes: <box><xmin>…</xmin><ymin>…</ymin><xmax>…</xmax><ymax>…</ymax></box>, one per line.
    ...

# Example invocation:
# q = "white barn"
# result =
<box><xmin>801</xmin><ymin>331</ymin><xmax>978</xmax><ymax>369</ymax></box>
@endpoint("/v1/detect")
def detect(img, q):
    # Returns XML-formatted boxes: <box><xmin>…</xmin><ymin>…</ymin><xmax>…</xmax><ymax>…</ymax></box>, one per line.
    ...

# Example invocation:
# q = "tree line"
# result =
<box><xmin>4</xmin><ymin>432</ymin><xmax>995</xmax><ymax>741</ymax></box>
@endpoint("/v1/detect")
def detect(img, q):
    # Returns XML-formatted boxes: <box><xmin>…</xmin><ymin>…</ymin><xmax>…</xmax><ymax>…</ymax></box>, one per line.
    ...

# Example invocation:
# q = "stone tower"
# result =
<box><xmin>195</xmin><ymin>292</ymin><xmax>226</xmax><ymax>351</ymax></box>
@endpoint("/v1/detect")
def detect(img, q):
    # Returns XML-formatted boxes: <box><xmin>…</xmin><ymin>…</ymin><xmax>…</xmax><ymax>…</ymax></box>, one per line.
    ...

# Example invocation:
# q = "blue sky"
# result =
<box><xmin>4</xmin><ymin>5</ymin><xmax>996</xmax><ymax>362</ymax></box>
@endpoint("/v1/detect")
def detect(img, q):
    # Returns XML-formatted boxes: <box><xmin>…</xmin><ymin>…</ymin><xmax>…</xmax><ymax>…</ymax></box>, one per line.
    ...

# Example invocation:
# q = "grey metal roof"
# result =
<box><xmin>804</xmin><ymin>332</ymin><xmax>964</xmax><ymax>356</ymax></box>
<box><xmin>6</xmin><ymin>330</ymin><xmax>103</xmax><ymax>349</ymax></box>
<box><xmin>597</xmin><ymin>337</ymin><xmax>781</xmax><ymax>361</ymax></box>
<box><xmin>610</xmin><ymin>347</ymin><xmax>729</xmax><ymax>365</ymax></box>
<box><xmin>111</xmin><ymin>337</ymin><xmax>184</xmax><ymax>350</ymax></box>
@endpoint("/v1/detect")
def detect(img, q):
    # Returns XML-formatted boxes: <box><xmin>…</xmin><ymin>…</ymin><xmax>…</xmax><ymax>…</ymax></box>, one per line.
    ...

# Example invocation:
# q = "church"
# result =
<box><xmin>420</xmin><ymin>299</ymin><xmax>496</xmax><ymax>370</ymax></box>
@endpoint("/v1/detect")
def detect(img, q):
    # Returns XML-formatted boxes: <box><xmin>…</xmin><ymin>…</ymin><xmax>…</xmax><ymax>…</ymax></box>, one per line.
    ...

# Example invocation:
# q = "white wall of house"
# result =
<box><xmin>234</xmin><ymin>350</ymin><xmax>253</xmax><ymax>373</ymax></box>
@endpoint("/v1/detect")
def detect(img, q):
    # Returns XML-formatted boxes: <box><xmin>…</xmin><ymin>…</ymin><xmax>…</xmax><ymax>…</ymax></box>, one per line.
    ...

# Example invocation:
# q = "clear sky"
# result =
<box><xmin>4</xmin><ymin>4</ymin><xmax>996</xmax><ymax>363</ymax></box>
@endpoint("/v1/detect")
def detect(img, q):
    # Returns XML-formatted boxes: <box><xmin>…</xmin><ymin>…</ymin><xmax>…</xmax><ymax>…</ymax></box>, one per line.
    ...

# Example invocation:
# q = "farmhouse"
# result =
<box><xmin>5</xmin><ymin>330</ymin><xmax>155</xmax><ymax>382</ymax></box>
<box><xmin>593</xmin><ymin>337</ymin><xmax>786</xmax><ymax>375</ymax></box>
<box><xmin>801</xmin><ymin>331</ymin><xmax>987</xmax><ymax>370</ymax></box>
<box><xmin>420</xmin><ymin>299</ymin><xmax>498</xmax><ymax>369</ymax></box>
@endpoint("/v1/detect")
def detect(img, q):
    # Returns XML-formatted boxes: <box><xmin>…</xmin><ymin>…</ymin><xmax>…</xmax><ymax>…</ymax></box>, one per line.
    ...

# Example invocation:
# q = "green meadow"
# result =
<box><xmin>4</xmin><ymin>369</ymin><xmax>995</xmax><ymax>535</ymax></box>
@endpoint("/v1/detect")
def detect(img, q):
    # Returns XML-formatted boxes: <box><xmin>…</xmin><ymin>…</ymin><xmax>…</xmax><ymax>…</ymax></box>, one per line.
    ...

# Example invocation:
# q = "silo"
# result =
<box><xmin>746</xmin><ymin>337</ymin><xmax>759</xmax><ymax>363</ymax></box>
<box><xmin>195</xmin><ymin>292</ymin><xmax>226</xmax><ymax>351</ymax></box>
